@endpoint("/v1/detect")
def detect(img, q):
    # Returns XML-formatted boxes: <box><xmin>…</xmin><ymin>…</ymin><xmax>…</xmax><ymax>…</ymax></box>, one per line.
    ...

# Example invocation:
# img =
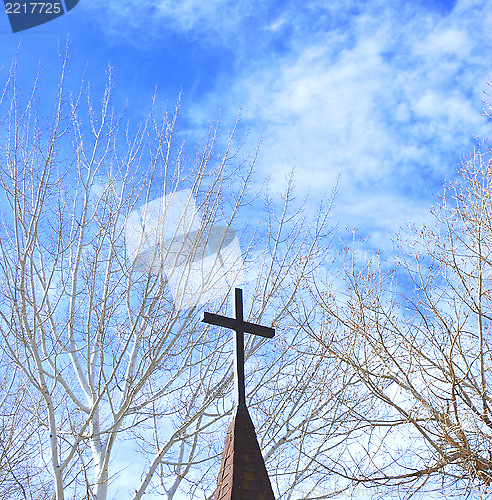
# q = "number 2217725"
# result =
<box><xmin>5</xmin><ymin>2</ymin><xmax>62</xmax><ymax>14</ymax></box>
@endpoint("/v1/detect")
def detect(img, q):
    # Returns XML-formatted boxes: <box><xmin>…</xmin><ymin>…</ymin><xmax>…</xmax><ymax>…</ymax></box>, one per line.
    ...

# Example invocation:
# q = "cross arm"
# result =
<box><xmin>242</xmin><ymin>321</ymin><xmax>274</xmax><ymax>338</ymax></box>
<box><xmin>201</xmin><ymin>312</ymin><xmax>275</xmax><ymax>339</ymax></box>
<box><xmin>202</xmin><ymin>312</ymin><xmax>236</xmax><ymax>330</ymax></box>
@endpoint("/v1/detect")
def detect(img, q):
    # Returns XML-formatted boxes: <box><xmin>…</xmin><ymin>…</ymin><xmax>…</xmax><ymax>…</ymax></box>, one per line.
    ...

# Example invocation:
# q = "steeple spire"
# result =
<box><xmin>202</xmin><ymin>288</ymin><xmax>276</xmax><ymax>500</ymax></box>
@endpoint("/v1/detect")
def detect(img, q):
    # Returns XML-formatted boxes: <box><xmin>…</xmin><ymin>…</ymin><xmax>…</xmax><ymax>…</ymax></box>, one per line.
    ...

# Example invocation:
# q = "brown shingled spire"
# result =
<box><xmin>202</xmin><ymin>288</ymin><xmax>276</xmax><ymax>500</ymax></box>
<box><xmin>214</xmin><ymin>405</ymin><xmax>276</xmax><ymax>500</ymax></box>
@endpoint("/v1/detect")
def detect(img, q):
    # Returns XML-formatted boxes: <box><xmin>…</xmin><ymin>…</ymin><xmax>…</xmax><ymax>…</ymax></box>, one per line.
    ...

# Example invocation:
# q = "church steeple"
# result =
<box><xmin>214</xmin><ymin>406</ymin><xmax>276</xmax><ymax>500</ymax></box>
<box><xmin>202</xmin><ymin>288</ymin><xmax>276</xmax><ymax>500</ymax></box>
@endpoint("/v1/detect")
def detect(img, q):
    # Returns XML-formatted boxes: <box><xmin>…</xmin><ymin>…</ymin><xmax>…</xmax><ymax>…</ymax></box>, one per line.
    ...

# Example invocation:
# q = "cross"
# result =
<box><xmin>202</xmin><ymin>288</ymin><xmax>275</xmax><ymax>408</ymax></box>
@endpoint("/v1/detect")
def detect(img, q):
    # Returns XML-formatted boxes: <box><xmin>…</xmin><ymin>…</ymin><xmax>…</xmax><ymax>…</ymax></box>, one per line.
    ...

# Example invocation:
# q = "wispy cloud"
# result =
<box><xmin>81</xmin><ymin>0</ymin><xmax>259</xmax><ymax>46</ymax></box>
<box><xmin>77</xmin><ymin>0</ymin><xmax>492</xmax><ymax>248</ymax></box>
<box><xmin>184</xmin><ymin>0</ymin><xmax>492</xmax><ymax>245</ymax></box>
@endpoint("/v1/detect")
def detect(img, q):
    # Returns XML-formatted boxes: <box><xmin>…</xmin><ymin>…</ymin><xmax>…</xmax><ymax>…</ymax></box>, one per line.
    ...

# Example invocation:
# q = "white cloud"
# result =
<box><xmin>414</xmin><ymin>28</ymin><xmax>471</xmax><ymax>58</ymax></box>
<box><xmin>186</xmin><ymin>0</ymin><xmax>492</xmax><ymax>247</ymax></box>
<box><xmin>81</xmin><ymin>0</ymin><xmax>492</xmax><ymax>249</ymax></box>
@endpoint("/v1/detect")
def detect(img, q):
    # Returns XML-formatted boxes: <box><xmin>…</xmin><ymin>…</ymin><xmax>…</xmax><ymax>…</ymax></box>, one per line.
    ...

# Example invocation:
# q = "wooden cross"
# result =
<box><xmin>202</xmin><ymin>288</ymin><xmax>275</xmax><ymax>408</ymax></box>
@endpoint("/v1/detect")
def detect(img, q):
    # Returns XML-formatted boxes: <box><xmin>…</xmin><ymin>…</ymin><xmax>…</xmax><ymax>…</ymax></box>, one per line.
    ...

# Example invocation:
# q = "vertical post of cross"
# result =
<box><xmin>233</xmin><ymin>288</ymin><xmax>246</xmax><ymax>407</ymax></box>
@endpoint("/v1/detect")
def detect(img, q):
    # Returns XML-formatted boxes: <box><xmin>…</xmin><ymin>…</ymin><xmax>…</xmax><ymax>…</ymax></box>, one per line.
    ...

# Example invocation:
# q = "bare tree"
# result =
<box><xmin>306</xmin><ymin>139</ymin><xmax>492</xmax><ymax>497</ymax></box>
<box><xmin>0</xmin><ymin>52</ymin><xmax>339</xmax><ymax>499</ymax></box>
<box><xmin>0</xmin><ymin>354</ymin><xmax>53</xmax><ymax>499</ymax></box>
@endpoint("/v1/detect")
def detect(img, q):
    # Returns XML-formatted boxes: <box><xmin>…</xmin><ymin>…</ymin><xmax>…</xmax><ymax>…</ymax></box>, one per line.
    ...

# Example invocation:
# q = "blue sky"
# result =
<box><xmin>1</xmin><ymin>0</ymin><xmax>491</xmax><ymax>259</ymax></box>
<box><xmin>0</xmin><ymin>1</ymin><xmax>491</xmax><ymax>496</ymax></box>
<box><xmin>1</xmin><ymin>0</ymin><xmax>491</xmax><ymax>260</ymax></box>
